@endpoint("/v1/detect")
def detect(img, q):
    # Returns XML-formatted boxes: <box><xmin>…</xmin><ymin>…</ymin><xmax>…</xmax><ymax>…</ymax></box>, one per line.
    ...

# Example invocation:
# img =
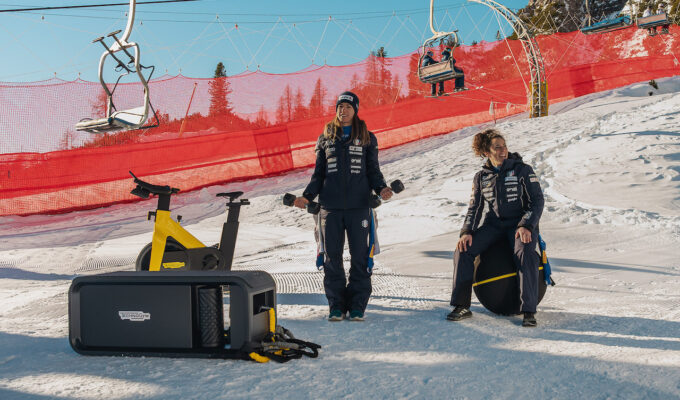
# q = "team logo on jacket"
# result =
<box><xmin>354</xmin><ymin>138</ymin><xmax>360</xmax><ymax>146</ymax></box>
<box><xmin>505</xmin><ymin>170</ymin><xmax>517</xmax><ymax>182</ymax></box>
<box><xmin>362</xmin><ymin>219</ymin><xmax>369</xmax><ymax>228</ymax></box>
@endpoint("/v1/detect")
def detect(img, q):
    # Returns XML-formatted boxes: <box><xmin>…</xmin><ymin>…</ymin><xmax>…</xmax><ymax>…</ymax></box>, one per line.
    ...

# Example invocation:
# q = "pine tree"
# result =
<box><xmin>292</xmin><ymin>88</ymin><xmax>307</xmax><ymax>120</ymax></box>
<box><xmin>276</xmin><ymin>85</ymin><xmax>294</xmax><ymax>123</ymax></box>
<box><xmin>308</xmin><ymin>78</ymin><xmax>328</xmax><ymax>117</ymax></box>
<box><xmin>208</xmin><ymin>62</ymin><xmax>233</xmax><ymax>116</ymax></box>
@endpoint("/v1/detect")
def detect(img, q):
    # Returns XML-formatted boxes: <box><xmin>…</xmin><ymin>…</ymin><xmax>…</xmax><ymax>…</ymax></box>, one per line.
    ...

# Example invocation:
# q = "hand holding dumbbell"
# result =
<box><xmin>370</xmin><ymin>179</ymin><xmax>404</xmax><ymax>208</ymax></box>
<box><xmin>283</xmin><ymin>193</ymin><xmax>321</xmax><ymax>214</ymax></box>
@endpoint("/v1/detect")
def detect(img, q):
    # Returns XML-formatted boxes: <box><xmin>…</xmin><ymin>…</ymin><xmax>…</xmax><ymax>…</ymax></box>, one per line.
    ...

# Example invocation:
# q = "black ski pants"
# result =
<box><xmin>450</xmin><ymin>223</ymin><xmax>539</xmax><ymax>313</ymax></box>
<box><xmin>454</xmin><ymin>67</ymin><xmax>464</xmax><ymax>89</ymax></box>
<box><xmin>319</xmin><ymin>208</ymin><xmax>372</xmax><ymax>313</ymax></box>
<box><xmin>431</xmin><ymin>82</ymin><xmax>445</xmax><ymax>95</ymax></box>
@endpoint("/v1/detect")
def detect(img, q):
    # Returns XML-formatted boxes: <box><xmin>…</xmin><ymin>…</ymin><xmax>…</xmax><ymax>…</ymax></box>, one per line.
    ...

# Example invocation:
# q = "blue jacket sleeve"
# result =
<box><xmin>302</xmin><ymin>135</ymin><xmax>327</xmax><ymax>201</ymax></box>
<box><xmin>460</xmin><ymin>172</ymin><xmax>484</xmax><ymax>236</ymax></box>
<box><xmin>517</xmin><ymin>165</ymin><xmax>544</xmax><ymax>231</ymax></box>
<box><xmin>366</xmin><ymin>133</ymin><xmax>387</xmax><ymax>193</ymax></box>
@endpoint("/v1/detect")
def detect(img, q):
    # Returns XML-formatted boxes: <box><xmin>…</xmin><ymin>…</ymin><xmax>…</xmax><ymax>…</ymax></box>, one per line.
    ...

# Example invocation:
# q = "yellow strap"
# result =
<box><xmin>268</xmin><ymin>308</ymin><xmax>276</xmax><ymax>335</ymax></box>
<box><xmin>161</xmin><ymin>262</ymin><xmax>185</xmax><ymax>269</ymax></box>
<box><xmin>249</xmin><ymin>352</ymin><xmax>270</xmax><ymax>363</ymax></box>
<box><xmin>472</xmin><ymin>266</ymin><xmax>544</xmax><ymax>287</ymax></box>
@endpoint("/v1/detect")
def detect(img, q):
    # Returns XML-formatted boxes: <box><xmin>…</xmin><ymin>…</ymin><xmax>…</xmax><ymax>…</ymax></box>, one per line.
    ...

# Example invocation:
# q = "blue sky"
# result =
<box><xmin>0</xmin><ymin>0</ymin><xmax>528</xmax><ymax>82</ymax></box>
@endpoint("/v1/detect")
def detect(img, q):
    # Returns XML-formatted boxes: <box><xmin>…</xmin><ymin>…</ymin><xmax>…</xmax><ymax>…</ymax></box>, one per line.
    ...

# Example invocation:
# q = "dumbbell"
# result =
<box><xmin>283</xmin><ymin>193</ymin><xmax>321</xmax><ymax>215</ymax></box>
<box><xmin>370</xmin><ymin>179</ymin><xmax>405</xmax><ymax>208</ymax></box>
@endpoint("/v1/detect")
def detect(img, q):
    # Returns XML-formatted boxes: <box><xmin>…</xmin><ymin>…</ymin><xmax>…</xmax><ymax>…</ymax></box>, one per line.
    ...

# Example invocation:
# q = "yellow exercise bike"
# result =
<box><xmin>129</xmin><ymin>171</ymin><xmax>249</xmax><ymax>271</ymax></box>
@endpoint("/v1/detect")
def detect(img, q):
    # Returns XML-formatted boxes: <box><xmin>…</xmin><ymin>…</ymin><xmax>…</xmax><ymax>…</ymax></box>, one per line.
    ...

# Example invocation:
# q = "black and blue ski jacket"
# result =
<box><xmin>461</xmin><ymin>153</ymin><xmax>544</xmax><ymax>236</ymax></box>
<box><xmin>303</xmin><ymin>129</ymin><xmax>387</xmax><ymax>210</ymax></box>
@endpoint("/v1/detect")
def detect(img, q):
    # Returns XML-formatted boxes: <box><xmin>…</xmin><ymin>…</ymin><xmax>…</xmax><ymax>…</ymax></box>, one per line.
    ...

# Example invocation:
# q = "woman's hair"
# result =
<box><xmin>472</xmin><ymin>128</ymin><xmax>505</xmax><ymax>157</ymax></box>
<box><xmin>323</xmin><ymin>113</ymin><xmax>370</xmax><ymax>145</ymax></box>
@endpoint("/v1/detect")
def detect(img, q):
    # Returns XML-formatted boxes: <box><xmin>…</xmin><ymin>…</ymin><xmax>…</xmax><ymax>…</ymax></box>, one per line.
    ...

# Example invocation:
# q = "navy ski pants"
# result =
<box><xmin>450</xmin><ymin>223</ymin><xmax>539</xmax><ymax>313</ymax></box>
<box><xmin>319</xmin><ymin>208</ymin><xmax>372</xmax><ymax>313</ymax></box>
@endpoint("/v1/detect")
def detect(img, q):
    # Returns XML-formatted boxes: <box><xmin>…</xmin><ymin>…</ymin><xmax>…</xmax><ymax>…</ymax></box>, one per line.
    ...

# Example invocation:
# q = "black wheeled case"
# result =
<box><xmin>68</xmin><ymin>271</ymin><xmax>276</xmax><ymax>357</ymax></box>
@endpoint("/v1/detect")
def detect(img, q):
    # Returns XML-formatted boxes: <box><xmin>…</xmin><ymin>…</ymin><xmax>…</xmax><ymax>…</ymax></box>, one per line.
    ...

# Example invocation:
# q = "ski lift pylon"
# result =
<box><xmin>417</xmin><ymin>0</ymin><xmax>463</xmax><ymax>85</ymax></box>
<box><xmin>75</xmin><ymin>0</ymin><xmax>158</xmax><ymax>134</ymax></box>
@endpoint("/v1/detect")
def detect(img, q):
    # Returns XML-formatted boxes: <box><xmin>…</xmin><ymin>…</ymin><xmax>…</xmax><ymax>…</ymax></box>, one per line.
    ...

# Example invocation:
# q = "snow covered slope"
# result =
<box><xmin>0</xmin><ymin>78</ymin><xmax>679</xmax><ymax>399</ymax></box>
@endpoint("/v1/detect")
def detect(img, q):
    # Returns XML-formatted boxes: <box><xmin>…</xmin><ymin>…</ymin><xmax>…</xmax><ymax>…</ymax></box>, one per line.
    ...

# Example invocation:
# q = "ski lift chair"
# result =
<box><xmin>76</xmin><ymin>0</ymin><xmax>158</xmax><ymax>134</ymax></box>
<box><xmin>417</xmin><ymin>33</ymin><xmax>463</xmax><ymax>85</ymax></box>
<box><xmin>580</xmin><ymin>15</ymin><xmax>631</xmax><ymax>35</ymax></box>
<box><xmin>637</xmin><ymin>12</ymin><xmax>670</xmax><ymax>35</ymax></box>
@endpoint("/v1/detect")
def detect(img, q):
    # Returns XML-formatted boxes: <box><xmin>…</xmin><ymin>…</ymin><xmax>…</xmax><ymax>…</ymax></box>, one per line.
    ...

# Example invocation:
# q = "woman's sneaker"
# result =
<box><xmin>328</xmin><ymin>309</ymin><xmax>345</xmax><ymax>321</ymax></box>
<box><xmin>446</xmin><ymin>306</ymin><xmax>472</xmax><ymax>321</ymax></box>
<box><xmin>349</xmin><ymin>310</ymin><xmax>365</xmax><ymax>321</ymax></box>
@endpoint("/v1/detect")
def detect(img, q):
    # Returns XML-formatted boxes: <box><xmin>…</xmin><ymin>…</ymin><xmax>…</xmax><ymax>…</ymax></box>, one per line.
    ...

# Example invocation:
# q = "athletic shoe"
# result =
<box><xmin>522</xmin><ymin>312</ymin><xmax>537</xmax><ymax>327</ymax></box>
<box><xmin>349</xmin><ymin>310</ymin><xmax>365</xmax><ymax>321</ymax></box>
<box><xmin>328</xmin><ymin>309</ymin><xmax>345</xmax><ymax>321</ymax></box>
<box><xmin>446</xmin><ymin>306</ymin><xmax>472</xmax><ymax>321</ymax></box>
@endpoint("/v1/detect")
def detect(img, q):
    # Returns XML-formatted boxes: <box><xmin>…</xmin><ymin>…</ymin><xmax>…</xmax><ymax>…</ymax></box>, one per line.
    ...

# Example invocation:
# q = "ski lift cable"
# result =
<box><xmin>481</xmin><ymin>8</ymin><xmax>497</xmax><ymax>39</ymax></box>
<box><xmin>545</xmin><ymin>30</ymin><xmax>584</xmax><ymax>79</ymax></box>
<box><xmin>289</xmin><ymin>19</ymin><xmax>318</xmax><ymax>49</ymax></box>
<box><xmin>340</xmin><ymin>20</ymin><xmax>376</xmax><ymax>50</ymax></box>
<box><xmin>326</xmin><ymin>18</ymin><xmax>353</xmax><ymax>62</ymax></box>
<box><xmin>311</xmin><ymin>16</ymin><xmax>332</xmax><ymax>64</ymax></box>
<box><xmin>369</xmin><ymin>13</ymin><xmax>395</xmax><ymax>52</ymax></box>
<box><xmin>176</xmin><ymin>29</ymin><xmax>246</xmax><ymax>73</ymax></box>
<box><xmin>401</xmin><ymin>15</ymin><xmax>426</xmax><ymax>49</ymax></box>
<box><xmin>494</xmin><ymin>10</ymin><xmax>529</xmax><ymax>93</ymax></box>
<box><xmin>547</xmin><ymin>31</ymin><xmax>623</xmax><ymax>64</ymax></box>
<box><xmin>3</xmin><ymin>2</ymin><xmax>472</xmax><ymax>24</ymax></box>
<box><xmin>417</xmin><ymin>15</ymin><xmax>430</xmax><ymax>45</ymax></box>
<box><xmin>462</xmin><ymin>5</ymin><xmax>487</xmax><ymax>40</ymax></box>
<box><xmin>0</xmin><ymin>0</ymin><xmax>197</xmax><ymax>13</ymax></box>
<box><xmin>383</xmin><ymin>15</ymin><xmax>412</xmax><ymax>51</ymax></box>
<box><xmin>443</xmin><ymin>8</ymin><xmax>457</xmax><ymax>31</ymax></box>
<box><xmin>168</xmin><ymin>15</ymin><xmax>217</xmax><ymax>73</ymax></box>
<box><xmin>4</xmin><ymin>3</ymin><xmax>462</xmax><ymax>17</ymax></box>
<box><xmin>330</xmin><ymin>19</ymin><xmax>370</xmax><ymax>54</ymax></box>
<box><xmin>235</xmin><ymin>21</ymin><xmax>257</xmax><ymax>68</ymax></box>
<box><xmin>280</xmin><ymin>20</ymin><xmax>312</xmax><ymax>62</ymax></box>
<box><xmin>135</xmin><ymin>20</ymin><xmax>184</xmax><ymax>70</ymax></box>
<box><xmin>7</xmin><ymin>9</ymin><xmax>119</xmax><ymax>36</ymax></box>
<box><xmin>259</xmin><ymin>27</ymin><xmax>294</xmax><ymax>67</ymax></box>
<box><xmin>246</xmin><ymin>18</ymin><xmax>281</xmax><ymax>67</ymax></box>
<box><xmin>350</xmin><ymin>20</ymin><xmax>384</xmax><ymax>50</ymax></box>
<box><xmin>399</xmin><ymin>15</ymin><xmax>426</xmax><ymax>44</ymax></box>
<box><xmin>0</xmin><ymin>22</ymin><xmax>53</xmax><ymax>73</ymax></box>
<box><xmin>216</xmin><ymin>19</ymin><xmax>248</xmax><ymax>68</ymax></box>
<box><xmin>3</xmin><ymin>13</ymin><xmax>124</xmax><ymax>78</ymax></box>
<box><xmin>451</xmin><ymin>3</ymin><xmax>464</xmax><ymax>27</ymax></box>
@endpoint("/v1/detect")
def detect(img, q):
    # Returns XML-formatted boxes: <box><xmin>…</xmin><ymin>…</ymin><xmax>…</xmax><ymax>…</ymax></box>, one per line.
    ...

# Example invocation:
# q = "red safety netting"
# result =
<box><xmin>1</xmin><ymin>26</ymin><xmax>679</xmax><ymax>216</ymax></box>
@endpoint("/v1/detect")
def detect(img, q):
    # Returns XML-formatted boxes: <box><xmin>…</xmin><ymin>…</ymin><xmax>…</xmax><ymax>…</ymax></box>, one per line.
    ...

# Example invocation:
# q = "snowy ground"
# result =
<box><xmin>0</xmin><ymin>78</ymin><xmax>679</xmax><ymax>399</ymax></box>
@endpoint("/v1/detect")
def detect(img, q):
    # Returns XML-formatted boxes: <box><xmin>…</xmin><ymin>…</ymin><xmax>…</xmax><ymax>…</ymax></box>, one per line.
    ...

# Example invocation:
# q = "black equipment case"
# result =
<box><xmin>68</xmin><ymin>271</ymin><xmax>276</xmax><ymax>357</ymax></box>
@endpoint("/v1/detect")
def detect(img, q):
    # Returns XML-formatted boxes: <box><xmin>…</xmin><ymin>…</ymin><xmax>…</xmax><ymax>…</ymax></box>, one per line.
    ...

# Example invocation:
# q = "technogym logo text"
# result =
<box><xmin>118</xmin><ymin>311</ymin><xmax>151</xmax><ymax>322</ymax></box>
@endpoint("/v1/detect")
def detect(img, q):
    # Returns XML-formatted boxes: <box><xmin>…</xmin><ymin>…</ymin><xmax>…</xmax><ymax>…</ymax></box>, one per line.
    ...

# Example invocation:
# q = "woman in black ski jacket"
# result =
<box><xmin>294</xmin><ymin>91</ymin><xmax>392</xmax><ymax>322</ymax></box>
<box><xmin>447</xmin><ymin>128</ymin><xmax>544</xmax><ymax>327</ymax></box>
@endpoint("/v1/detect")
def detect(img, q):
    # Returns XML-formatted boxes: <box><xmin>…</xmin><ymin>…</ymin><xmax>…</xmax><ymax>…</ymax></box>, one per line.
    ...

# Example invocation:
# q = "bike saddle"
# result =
<box><xmin>129</xmin><ymin>171</ymin><xmax>179</xmax><ymax>198</ymax></box>
<box><xmin>217</xmin><ymin>191</ymin><xmax>243</xmax><ymax>201</ymax></box>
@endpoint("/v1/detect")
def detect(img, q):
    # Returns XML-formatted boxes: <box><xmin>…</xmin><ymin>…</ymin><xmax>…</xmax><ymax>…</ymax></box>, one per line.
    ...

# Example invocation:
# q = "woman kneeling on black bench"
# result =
<box><xmin>447</xmin><ymin>128</ymin><xmax>544</xmax><ymax>327</ymax></box>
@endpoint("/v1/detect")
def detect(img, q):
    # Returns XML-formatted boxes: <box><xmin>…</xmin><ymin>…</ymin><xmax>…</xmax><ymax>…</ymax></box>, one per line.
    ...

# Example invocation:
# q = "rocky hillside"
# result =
<box><xmin>516</xmin><ymin>0</ymin><xmax>678</xmax><ymax>34</ymax></box>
